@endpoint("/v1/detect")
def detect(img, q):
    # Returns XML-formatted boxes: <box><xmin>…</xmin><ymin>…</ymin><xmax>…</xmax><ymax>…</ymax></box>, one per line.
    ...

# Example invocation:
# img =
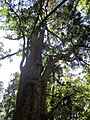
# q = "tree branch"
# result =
<box><xmin>40</xmin><ymin>0</ymin><xmax>68</xmax><ymax>26</ymax></box>
<box><xmin>47</xmin><ymin>28</ymin><xmax>64</xmax><ymax>43</ymax></box>
<box><xmin>0</xmin><ymin>49</ymin><xmax>21</xmax><ymax>60</ymax></box>
<box><xmin>30</xmin><ymin>0</ymin><xmax>44</xmax><ymax>36</ymax></box>
<box><xmin>48</xmin><ymin>92</ymin><xmax>74</xmax><ymax>116</ymax></box>
<box><xmin>4</xmin><ymin>0</ymin><xmax>20</xmax><ymax>21</ymax></box>
<box><xmin>42</xmin><ymin>47</ymin><xmax>73</xmax><ymax>81</ymax></box>
<box><xmin>4</xmin><ymin>35</ymin><xmax>23</xmax><ymax>40</ymax></box>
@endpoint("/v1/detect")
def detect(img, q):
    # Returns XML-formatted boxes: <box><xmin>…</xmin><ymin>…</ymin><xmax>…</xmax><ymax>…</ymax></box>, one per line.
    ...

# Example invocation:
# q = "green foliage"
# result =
<box><xmin>46</xmin><ymin>69</ymin><xmax>90</xmax><ymax>120</ymax></box>
<box><xmin>0</xmin><ymin>72</ymin><xmax>19</xmax><ymax>120</ymax></box>
<box><xmin>78</xmin><ymin>0</ymin><xmax>90</xmax><ymax>13</ymax></box>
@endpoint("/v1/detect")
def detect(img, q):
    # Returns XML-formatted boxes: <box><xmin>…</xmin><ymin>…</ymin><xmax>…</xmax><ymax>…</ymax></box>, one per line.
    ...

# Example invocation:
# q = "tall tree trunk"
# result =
<box><xmin>13</xmin><ymin>28</ymin><xmax>48</xmax><ymax>120</ymax></box>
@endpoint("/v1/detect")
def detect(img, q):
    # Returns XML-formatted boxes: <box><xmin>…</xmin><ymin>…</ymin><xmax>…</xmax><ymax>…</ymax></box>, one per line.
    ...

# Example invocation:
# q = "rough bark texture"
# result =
<box><xmin>12</xmin><ymin>26</ymin><xmax>73</xmax><ymax>120</ymax></box>
<box><xmin>13</xmin><ymin>28</ymin><xmax>48</xmax><ymax>120</ymax></box>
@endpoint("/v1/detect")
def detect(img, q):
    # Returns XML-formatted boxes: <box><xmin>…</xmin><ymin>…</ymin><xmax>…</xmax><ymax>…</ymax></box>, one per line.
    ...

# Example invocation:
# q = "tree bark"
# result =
<box><xmin>13</xmin><ymin>68</ymin><xmax>47</xmax><ymax>120</ymax></box>
<box><xmin>13</xmin><ymin>28</ymin><xmax>48</xmax><ymax>120</ymax></box>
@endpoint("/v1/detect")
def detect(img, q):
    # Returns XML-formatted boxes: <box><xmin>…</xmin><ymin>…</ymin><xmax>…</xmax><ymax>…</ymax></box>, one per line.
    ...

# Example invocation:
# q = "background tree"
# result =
<box><xmin>0</xmin><ymin>72</ymin><xmax>19</xmax><ymax>120</ymax></box>
<box><xmin>0</xmin><ymin>0</ymin><xmax>90</xmax><ymax>120</ymax></box>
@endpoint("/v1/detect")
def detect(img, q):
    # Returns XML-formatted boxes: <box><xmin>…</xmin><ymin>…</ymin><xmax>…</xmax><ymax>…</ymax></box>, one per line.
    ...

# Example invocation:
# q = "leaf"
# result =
<box><xmin>0</xmin><ymin>7</ymin><xmax>8</xmax><ymax>15</ymax></box>
<box><xmin>77</xmin><ymin>0</ymin><xmax>90</xmax><ymax>13</ymax></box>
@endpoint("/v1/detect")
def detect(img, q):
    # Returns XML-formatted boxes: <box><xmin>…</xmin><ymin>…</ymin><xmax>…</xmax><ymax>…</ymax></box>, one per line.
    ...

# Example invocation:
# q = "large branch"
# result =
<box><xmin>40</xmin><ymin>0</ymin><xmax>68</xmax><ymax>26</ymax></box>
<box><xmin>30</xmin><ymin>0</ymin><xmax>45</xmax><ymax>36</ymax></box>
<box><xmin>42</xmin><ymin>47</ymin><xmax>73</xmax><ymax>81</ymax></box>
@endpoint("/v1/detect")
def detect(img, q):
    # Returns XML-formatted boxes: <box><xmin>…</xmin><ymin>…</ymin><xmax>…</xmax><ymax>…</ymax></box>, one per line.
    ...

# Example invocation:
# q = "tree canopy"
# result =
<box><xmin>0</xmin><ymin>0</ymin><xmax>90</xmax><ymax>120</ymax></box>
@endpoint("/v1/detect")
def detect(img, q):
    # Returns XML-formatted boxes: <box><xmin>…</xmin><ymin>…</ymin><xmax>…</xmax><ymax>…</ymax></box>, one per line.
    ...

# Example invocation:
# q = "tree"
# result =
<box><xmin>0</xmin><ymin>72</ymin><xmax>19</xmax><ymax>120</ymax></box>
<box><xmin>0</xmin><ymin>0</ymin><xmax>90</xmax><ymax>120</ymax></box>
<box><xmin>1</xmin><ymin>69</ymin><xmax>90</xmax><ymax>120</ymax></box>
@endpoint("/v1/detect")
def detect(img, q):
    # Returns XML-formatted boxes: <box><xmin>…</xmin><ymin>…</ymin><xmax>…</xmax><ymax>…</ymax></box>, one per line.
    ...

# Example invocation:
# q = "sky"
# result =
<box><xmin>0</xmin><ymin>30</ymin><xmax>22</xmax><ymax>88</ymax></box>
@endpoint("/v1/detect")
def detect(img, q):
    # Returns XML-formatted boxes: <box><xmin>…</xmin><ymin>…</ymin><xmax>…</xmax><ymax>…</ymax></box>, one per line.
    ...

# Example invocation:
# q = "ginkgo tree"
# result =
<box><xmin>0</xmin><ymin>0</ymin><xmax>90</xmax><ymax>120</ymax></box>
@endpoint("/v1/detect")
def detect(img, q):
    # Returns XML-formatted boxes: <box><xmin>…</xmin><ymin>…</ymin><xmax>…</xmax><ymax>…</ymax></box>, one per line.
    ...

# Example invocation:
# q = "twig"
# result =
<box><xmin>47</xmin><ymin>28</ymin><xmax>64</xmax><ymax>43</ymax></box>
<box><xmin>0</xmin><ymin>49</ymin><xmax>21</xmax><ymax>60</ymax></box>
<box><xmin>4</xmin><ymin>36</ymin><xmax>23</xmax><ymax>40</ymax></box>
